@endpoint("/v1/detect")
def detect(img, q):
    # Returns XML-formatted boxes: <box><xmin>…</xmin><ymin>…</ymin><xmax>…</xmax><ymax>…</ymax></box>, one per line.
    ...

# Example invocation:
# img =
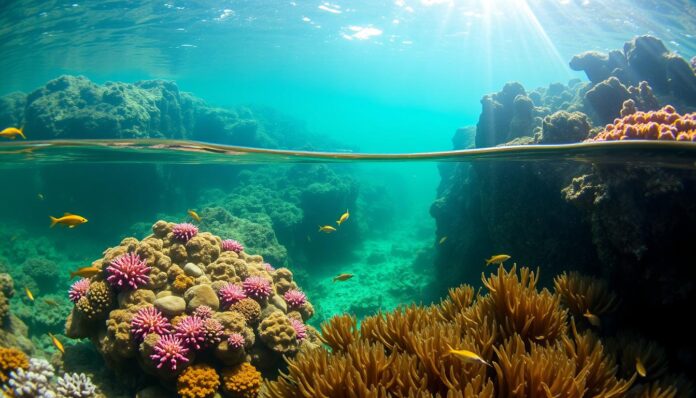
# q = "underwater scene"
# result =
<box><xmin>1</xmin><ymin>0</ymin><xmax>696</xmax><ymax>397</ymax></box>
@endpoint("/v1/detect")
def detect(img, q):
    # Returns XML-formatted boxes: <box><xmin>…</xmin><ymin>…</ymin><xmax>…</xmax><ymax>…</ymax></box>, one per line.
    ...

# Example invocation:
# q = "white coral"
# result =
<box><xmin>7</xmin><ymin>358</ymin><xmax>57</xmax><ymax>397</ymax></box>
<box><xmin>55</xmin><ymin>373</ymin><xmax>97</xmax><ymax>398</ymax></box>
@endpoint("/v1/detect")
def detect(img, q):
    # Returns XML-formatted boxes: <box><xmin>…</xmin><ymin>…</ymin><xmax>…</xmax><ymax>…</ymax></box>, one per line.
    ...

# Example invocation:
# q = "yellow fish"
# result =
<box><xmin>583</xmin><ymin>310</ymin><xmax>601</xmax><ymax>327</ymax></box>
<box><xmin>25</xmin><ymin>286</ymin><xmax>34</xmax><ymax>302</ymax></box>
<box><xmin>43</xmin><ymin>298</ymin><xmax>60</xmax><ymax>307</ymax></box>
<box><xmin>50</xmin><ymin>213</ymin><xmax>88</xmax><ymax>228</ymax></box>
<box><xmin>70</xmin><ymin>266</ymin><xmax>100</xmax><ymax>279</ymax></box>
<box><xmin>445</xmin><ymin>345</ymin><xmax>490</xmax><ymax>366</ymax></box>
<box><xmin>333</xmin><ymin>273</ymin><xmax>354</xmax><ymax>282</ymax></box>
<box><xmin>636</xmin><ymin>357</ymin><xmax>647</xmax><ymax>377</ymax></box>
<box><xmin>187</xmin><ymin>209</ymin><xmax>201</xmax><ymax>222</ymax></box>
<box><xmin>37</xmin><ymin>193</ymin><xmax>45</xmax><ymax>201</ymax></box>
<box><xmin>485</xmin><ymin>254</ymin><xmax>511</xmax><ymax>266</ymax></box>
<box><xmin>336</xmin><ymin>209</ymin><xmax>350</xmax><ymax>226</ymax></box>
<box><xmin>0</xmin><ymin>127</ymin><xmax>26</xmax><ymax>140</ymax></box>
<box><xmin>319</xmin><ymin>225</ymin><xmax>337</xmax><ymax>233</ymax></box>
<box><xmin>439</xmin><ymin>236</ymin><xmax>447</xmax><ymax>245</ymax></box>
<box><xmin>48</xmin><ymin>332</ymin><xmax>65</xmax><ymax>354</ymax></box>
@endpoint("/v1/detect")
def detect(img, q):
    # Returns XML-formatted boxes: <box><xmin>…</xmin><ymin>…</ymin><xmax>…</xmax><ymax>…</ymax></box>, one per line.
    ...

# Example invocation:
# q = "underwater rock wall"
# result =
<box><xmin>432</xmin><ymin>35</ymin><xmax>696</xmax><ymax>373</ymax></box>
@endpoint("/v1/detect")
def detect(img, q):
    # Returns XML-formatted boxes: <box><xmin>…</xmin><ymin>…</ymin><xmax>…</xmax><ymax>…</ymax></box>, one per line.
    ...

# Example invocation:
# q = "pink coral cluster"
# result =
<box><xmin>68</xmin><ymin>279</ymin><xmax>90</xmax><ymax>303</ymax></box>
<box><xmin>174</xmin><ymin>316</ymin><xmax>206</xmax><ymax>350</ymax></box>
<box><xmin>218</xmin><ymin>283</ymin><xmax>247</xmax><ymax>308</ymax></box>
<box><xmin>106</xmin><ymin>252</ymin><xmax>150</xmax><ymax>290</ymax></box>
<box><xmin>243</xmin><ymin>276</ymin><xmax>273</xmax><ymax>300</ymax></box>
<box><xmin>221</xmin><ymin>239</ymin><xmax>244</xmax><ymax>253</ymax></box>
<box><xmin>283</xmin><ymin>289</ymin><xmax>307</xmax><ymax>309</ymax></box>
<box><xmin>202</xmin><ymin>318</ymin><xmax>224</xmax><ymax>346</ymax></box>
<box><xmin>150</xmin><ymin>335</ymin><xmax>189</xmax><ymax>370</ymax></box>
<box><xmin>588</xmin><ymin>105</ymin><xmax>696</xmax><ymax>142</ymax></box>
<box><xmin>289</xmin><ymin>318</ymin><xmax>307</xmax><ymax>341</ymax></box>
<box><xmin>172</xmin><ymin>223</ymin><xmax>198</xmax><ymax>243</ymax></box>
<box><xmin>131</xmin><ymin>306</ymin><xmax>172</xmax><ymax>341</ymax></box>
<box><xmin>193</xmin><ymin>305</ymin><xmax>214</xmax><ymax>320</ymax></box>
<box><xmin>227</xmin><ymin>333</ymin><xmax>245</xmax><ymax>349</ymax></box>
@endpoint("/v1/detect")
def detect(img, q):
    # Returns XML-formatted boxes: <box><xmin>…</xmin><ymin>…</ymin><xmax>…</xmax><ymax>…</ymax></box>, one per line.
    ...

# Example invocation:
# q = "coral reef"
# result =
<box><xmin>266</xmin><ymin>266</ymin><xmax>687</xmax><ymax>397</ymax></box>
<box><xmin>63</xmin><ymin>220</ymin><xmax>317</xmax><ymax>395</ymax></box>
<box><xmin>2</xmin><ymin>356</ymin><xmax>98</xmax><ymax>397</ymax></box>
<box><xmin>587</xmin><ymin>105</ymin><xmax>696</xmax><ymax>141</ymax></box>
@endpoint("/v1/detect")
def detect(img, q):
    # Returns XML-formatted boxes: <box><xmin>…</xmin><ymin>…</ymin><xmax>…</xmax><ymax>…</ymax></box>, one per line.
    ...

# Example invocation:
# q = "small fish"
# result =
<box><xmin>48</xmin><ymin>332</ymin><xmax>65</xmax><ymax>354</ymax></box>
<box><xmin>0</xmin><ymin>127</ymin><xmax>26</xmax><ymax>140</ymax></box>
<box><xmin>445</xmin><ymin>345</ymin><xmax>490</xmax><ymax>366</ymax></box>
<box><xmin>336</xmin><ymin>209</ymin><xmax>350</xmax><ymax>226</ymax></box>
<box><xmin>37</xmin><ymin>193</ymin><xmax>45</xmax><ymax>201</ymax></box>
<box><xmin>50</xmin><ymin>213</ymin><xmax>88</xmax><ymax>228</ymax></box>
<box><xmin>485</xmin><ymin>254</ymin><xmax>511</xmax><ymax>266</ymax></box>
<box><xmin>70</xmin><ymin>266</ymin><xmax>100</xmax><ymax>279</ymax></box>
<box><xmin>583</xmin><ymin>310</ymin><xmax>601</xmax><ymax>327</ymax></box>
<box><xmin>636</xmin><ymin>357</ymin><xmax>647</xmax><ymax>377</ymax></box>
<box><xmin>43</xmin><ymin>298</ymin><xmax>60</xmax><ymax>307</ymax></box>
<box><xmin>25</xmin><ymin>286</ymin><xmax>34</xmax><ymax>302</ymax></box>
<box><xmin>333</xmin><ymin>273</ymin><xmax>354</xmax><ymax>282</ymax></box>
<box><xmin>187</xmin><ymin>209</ymin><xmax>201</xmax><ymax>222</ymax></box>
<box><xmin>318</xmin><ymin>225</ymin><xmax>337</xmax><ymax>233</ymax></box>
<box><xmin>439</xmin><ymin>236</ymin><xmax>448</xmax><ymax>245</ymax></box>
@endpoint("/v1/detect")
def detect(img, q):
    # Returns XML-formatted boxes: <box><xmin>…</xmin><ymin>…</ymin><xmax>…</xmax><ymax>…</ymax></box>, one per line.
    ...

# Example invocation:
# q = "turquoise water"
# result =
<box><xmin>1</xmin><ymin>1</ymin><xmax>696</xmax><ymax>397</ymax></box>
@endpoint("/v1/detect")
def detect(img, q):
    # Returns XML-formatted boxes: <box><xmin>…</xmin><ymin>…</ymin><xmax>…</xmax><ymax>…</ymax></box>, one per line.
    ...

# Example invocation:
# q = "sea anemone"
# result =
<box><xmin>227</xmin><ymin>333</ymin><xmax>245</xmax><ymax>350</ymax></box>
<box><xmin>68</xmin><ymin>279</ymin><xmax>91</xmax><ymax>304</ymax></box>
<box><xmin>174</xmin><ymin>316</ymin><xmax>206</xmax><ymax>350</ymax></box>
<box><xmin>202</xmin><ymin>318</ymin><xmax>224</xmax><ymax>346</ymax></box>
<box><xmin>150</xmin><ymin>335</ymin><xmax>190</xmax><ymax>370</ymax></box>
<box><xmin>242</xmin><ymin>276</ymin><xmax>272</xmax><ymax>300</ymax></box>
<box><xmin>106</xmin><ymin>252</ymin><xmax>150</xmax><ymax>290</ymax></box>
<box><xmin>192</xmin><ymin>305</ymin><xmax>214</xmax><ymax>320</ymax></box>
<box><xmin>283</xmin><ymin>289</ymin><xmax>307</xmax><ymax>309</ymax></box>
<box><xmin>172</xmin><ymin>223</ymin><xmax>198</xmax><ymax>243</ymax></box>
<box><xmin>289</xmin><ymin>318</ymin><xmax>308</xmax><ymax>341</ymax></box>
<box><xmin>221</xmin><ymin>239</ymin><xmax>244</xmax><ymax>253</ymax></box>
<box><xmin>218</xmin><ymin>283</ymin><xmax>247</xmax><ymax>308</ymax></box>
<box><xmin>131</xmin><ymin>306</ymin><xmax>172</xmax><ymax>341</ymax></box>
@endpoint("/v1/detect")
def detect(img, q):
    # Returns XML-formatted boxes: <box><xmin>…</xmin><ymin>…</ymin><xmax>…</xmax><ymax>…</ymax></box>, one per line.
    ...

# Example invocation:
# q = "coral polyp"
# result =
<box><xmin>289</xmin><ymin>318</ymin><xmax>307</xmax><ymax>341</ymax></box>
<box><xmin>283</xmin><ymin>289</ymin><xmax>307</xmax><ymax>309</ymax></box>
<box><xmin>68</xmin><ymin>279</ymin><xmax>90</xmax><ymax>303</ymax></box>
<box><xmin>172</xmin><ymin>223</ymin><xmax>198</xmax><ymax>243</ymax></box>
<box><xmin>227</xmin><ymin>333</ymin><xmax>245</xmax><ymax>350</ymax></box>
<box><xmin>130</xmin><ymin>306</ymin><xmax>171</xmax><ymax>341</ymax></box>
<box><xmin>106</xmin><ymin>252</ymin><xmax>150</xmax><ymax>290</ymax></box>
<box><xmin>242</xmin><ymin>276</ymin><xmax>272</xmax><ymax>300</ymax></box>
<box><xmin>174</xmin><ymin>316</ymin><xmax>207</xmax><ymax>350</ymax></box>
<box><xmin>218</xmin><ymin>283</ymin><xmax>247</xmax><ymax>308</ymax></box>
<box><xmin>150</xmin><ymin>335</ymin><xmax>190</xmax><ymax>370</ymax></box>
<box><xmin>221</xmin><ymin>239</ymin><xmax>244</xmax><ymax>253</ymax></box>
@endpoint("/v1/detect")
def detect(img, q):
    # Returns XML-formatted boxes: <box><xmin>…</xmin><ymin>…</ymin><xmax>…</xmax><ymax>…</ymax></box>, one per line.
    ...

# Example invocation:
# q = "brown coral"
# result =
<box><xmin>221</xmin><ymin>362</ymin><xmax>262</xmax><ymax>398</ymax></box>
<box><xmin>438</xmin><ymin>284</ymin><xmax>476</xmax><ymax>321</ymax></box>
<box><xmin>0</xmin><ymin>347</ymin><xmax>29</xmax><ymax>383</ymax></box>
<box><xmin>0</xmin><ymin>292</ymin><xmax>9</xmax><ymax>320</ymax></box>
<box><xmin>206</xmin><ymin>252</ymin><xmax>242</xmax><ymax>283</ymax></box>
<box><xmin>258</xmin><ymin>312</ymin><xmax>298</xmax><ymax>353</ymax></box>
<box><xmin>75</xmin><ymin>280</ymin><xmax>114</xmax><ymax>320</ymax></box>
<box><xmin>230</xmin><ymin>298</ymin><xmax>261</xmax><ymax>324</ymax></box>
<box><xmin>587</xmin><ymin>105</ymin><xmax>696</xmax><ymax>141</ymax></box>
<box><xmin>554</xmin><ymin>271</ymin><xmax>619</xmax><ymax>322</ymax></box>
<box><xmin>177</xmin><ymin>364</ymin><xmax>220</xmax><ymax>398</ymax></box>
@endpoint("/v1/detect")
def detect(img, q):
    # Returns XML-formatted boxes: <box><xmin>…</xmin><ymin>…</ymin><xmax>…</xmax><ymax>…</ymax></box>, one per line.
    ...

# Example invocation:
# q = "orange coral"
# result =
<box><xmin>172</xmin><ymin>274</ymin><xmax>195</xmax><ymax>294</ymax></box>
<box><xmin>177</xmin><ymin>364</ymin><xmax>220</xmax><ymax>398</ymax></box>
<box><xmin>0</xmin><ymin>347</ymin><xmax>29</xmax><ymax>383</ymax></box>
<box><xmin>588</xmin><ymin>105</ymin><xmax>696</xmax><ymax>142</ymax></box>
<box><xmin>221</xmin><ymin>362</ymin><xmax>261</xmax><ymax>398</ymax></box>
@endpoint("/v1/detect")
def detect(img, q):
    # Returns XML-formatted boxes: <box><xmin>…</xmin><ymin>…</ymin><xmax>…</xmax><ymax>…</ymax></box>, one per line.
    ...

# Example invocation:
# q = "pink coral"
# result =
<box><xmin>202</xmin><ymin>318</ymin><xmax>224</xmax><ymax>346</ymax></box>
<box><xmin>227</xmin><ymin>333</ymin><xmax>245</xmax><ymax>349</ymax></box>
<box><xmin>193</xmin><ymin>305</ymin><xmax>214</xmax><ymax>320</ymax></box>
<box><xmin>68</xmin><ymin>279</ymin><xmax>90</xmax><ymax>303</ymax></box>
<box><xmin>218</xmin><ymin>283</ymin><xmax>247</xmax><ymax>308</ymax></box>
<box><xmin>106</xmin><ymin>252</ymin><xmax>150</xmax><ymax>290</ymax></box>
<box><xmin>242</xmin><ymin>276</ymin><xmax>272</xmax><ymax>300</ymax></box>
<box><xmin>263</xmin><ymin>262</ymin><xmax>275</xmax><ymax>272</ymax></box>
<box><xmin>289</xmin><ymin>318</ymin><xmax>307</xmax><ymax>341</ymax></box>
<box><xmin>150</xmin><ymin>335</ymin><xmax>189</xmax><ymax>370</ymax></box>
<box><xmin>172</xmin><ymin>223</ymin><xmax>198</xmax><ymax>243</ymax></box>
<box><xmin>587</xmin><ymin>105</ymin><xmax>696</xmax><ymax>142</ymax></box>
<box><xmin>283</xmin><ymin>289</ymin><xmax>307</xmax><ymax>309</ymax></box>
<box><xmin>131</xmin><ymin>306</ymin><xmax>172</xmax><ymax>340</ymax></box>
<box><xmin>174</xmin><ymin>316</ymin><xmax>206</xmax><ymax>350</ymax></box>
<box><xmin>221</xmin><ymin>239</ymin><xmax>244</xmax><ymax>253</ymax></box>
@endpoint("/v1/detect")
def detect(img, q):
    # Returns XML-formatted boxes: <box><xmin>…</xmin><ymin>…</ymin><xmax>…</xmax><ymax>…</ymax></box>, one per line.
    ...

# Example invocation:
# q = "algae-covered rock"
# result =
<box><xmin>184</xmin><ymin>284</ymin><xmax>219</xmax><ymax>312</ymax></box>
<box><xmin>154</xmin><ymin>296</ymin><xmax>186</xmax><ymax>317</ymax></box>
